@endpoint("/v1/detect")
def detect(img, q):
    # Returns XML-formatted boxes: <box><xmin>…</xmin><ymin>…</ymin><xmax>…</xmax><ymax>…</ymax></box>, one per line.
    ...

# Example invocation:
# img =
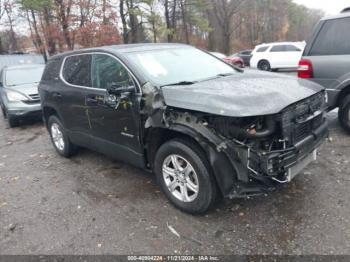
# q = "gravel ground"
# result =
<box><xmin>0</xmin><ymin>101</ymin><xmax>349</xmax><ymax>254</ymax></box>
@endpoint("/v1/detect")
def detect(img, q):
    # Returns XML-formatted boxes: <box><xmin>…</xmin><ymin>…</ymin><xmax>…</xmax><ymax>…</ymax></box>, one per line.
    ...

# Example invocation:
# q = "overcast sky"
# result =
<box><xmin>293</xmin><ymin>0</ymin><xmax>350</xmax><ymax>15</ymax></box>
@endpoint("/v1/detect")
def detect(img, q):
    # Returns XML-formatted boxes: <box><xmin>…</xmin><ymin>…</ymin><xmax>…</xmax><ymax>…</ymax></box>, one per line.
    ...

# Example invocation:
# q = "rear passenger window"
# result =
<box><xmin>270</xmin><ymin>45</ymin><xmax>286</xmax><ymax>52</ymax></box>
<box><xmin>62</xmin><ymin>55</ymin><xmax>91</xmax><ymax>86</ymax></box>
<box><xmin>310</xmin><ymin>17</ymin><xmax>350</xmax><ymax>56</ymax></box>
<box><xmin>256</xmin><ymin>46</ymin><xmax>269</xmax><ymax>52</ymax></box>
<box><xmin>91</xmin><ymin>54</ymin><xmax>134</xmax><ymax>90</ymax></box>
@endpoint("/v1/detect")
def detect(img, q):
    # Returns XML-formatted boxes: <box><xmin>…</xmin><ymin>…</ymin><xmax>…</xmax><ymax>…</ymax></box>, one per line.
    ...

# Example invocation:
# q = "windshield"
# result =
<box><xmin>5</xmin><ymin>66</ymin><xmax>44</xmax><ymax>86</ymax></box>
<box><xmin>125</xmin><ymin>47</ymin><xmax>235</xmax><ymax>86</ymax></box>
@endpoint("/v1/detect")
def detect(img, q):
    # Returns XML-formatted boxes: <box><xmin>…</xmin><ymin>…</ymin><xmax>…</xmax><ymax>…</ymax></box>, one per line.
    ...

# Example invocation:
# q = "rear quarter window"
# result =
<box><xmin>270</xmin><ymin>45</ymin><xmax>286</xmax><ymax>52</ymax></box>
<box><xmin>62</xmin><ymin>54</ymin><xmax>92</xmax><ymax>87</ymax></box>
<box><xmin>42</xmin><ymin>58</ymin><xmax>61</xmax><ymax>81</ymax></box>
<box><xmin>285</xmin><ymin>45</ymin><xmax>301</xmax><ymax>51</ymax></box>
<box><xmin>310</xmin><ymin>17</ymin><xmax>350</xmax><ymax>56</ymax></box>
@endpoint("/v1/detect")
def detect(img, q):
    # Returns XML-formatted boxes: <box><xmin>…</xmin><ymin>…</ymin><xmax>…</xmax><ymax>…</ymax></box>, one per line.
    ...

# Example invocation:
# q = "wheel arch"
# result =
<box><xmin>42</xmin><ymin>105</ymin><xmax>65</xmax><ymax>128</ymax></box>
<box><xmin>337</xmin><ymin>85</ymin><xmax>350</xmax><ymax>106</ymax></box>
<box><xmin>258</xmin><ymin>59</ymin><xmax>271</xmax><ymax>69</ymax></box>
<box><xmin>144</xmin><ymin>125</ymin><xmax>238</xmax><ymax>197</ymax></box>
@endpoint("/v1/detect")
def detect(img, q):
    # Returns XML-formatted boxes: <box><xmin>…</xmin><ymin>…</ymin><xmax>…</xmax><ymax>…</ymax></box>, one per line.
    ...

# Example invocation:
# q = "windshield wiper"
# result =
<box><xmin>198</xmin><ymin>73</ymin><xmax>235</xmax><ymax>82</ymax></box>
<box><xmin>161</xmin><ymin>81</ymin><xmax>197</xmax><ymax>87</ymax></box>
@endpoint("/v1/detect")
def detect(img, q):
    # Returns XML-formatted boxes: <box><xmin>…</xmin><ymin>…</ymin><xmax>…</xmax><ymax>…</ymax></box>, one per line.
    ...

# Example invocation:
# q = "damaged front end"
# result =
<box><xmin>142</xmin><ymin>82</ymin><xmax>328</xmax><ymax>199</ymax></box>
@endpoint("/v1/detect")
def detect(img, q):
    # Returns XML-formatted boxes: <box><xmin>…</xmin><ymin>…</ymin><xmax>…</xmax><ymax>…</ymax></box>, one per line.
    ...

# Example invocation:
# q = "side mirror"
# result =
<box><xmin>107</xmin><ymin>83</ymin><xmax>135</xmax><ymax>95</ymax></box>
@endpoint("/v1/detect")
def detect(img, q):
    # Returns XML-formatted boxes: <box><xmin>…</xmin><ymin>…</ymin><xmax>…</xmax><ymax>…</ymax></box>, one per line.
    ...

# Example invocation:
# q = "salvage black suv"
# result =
<box><xmin>39</xmin><ymin>44</ymin><xmax>328</xmax><ymax>214</ymax></box>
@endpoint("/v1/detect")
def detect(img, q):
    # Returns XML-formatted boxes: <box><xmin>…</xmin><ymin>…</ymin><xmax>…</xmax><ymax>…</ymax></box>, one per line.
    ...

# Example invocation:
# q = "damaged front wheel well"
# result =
<box><xmin>145</xmin><ymin>128</ymin><xmax>206</xmax><ymax>169</ymax></box>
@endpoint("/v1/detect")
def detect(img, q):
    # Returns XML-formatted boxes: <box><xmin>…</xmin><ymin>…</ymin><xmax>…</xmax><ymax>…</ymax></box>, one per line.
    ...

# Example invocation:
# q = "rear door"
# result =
<box><xmin>304</xmin><ymin>16</ymin><xmax>350</xmax><ymax>89</ymax></box>
<box><xmin>60</xmin><ymin>54</ymin><xmax>93</xmax><ymax>135</ymax></box>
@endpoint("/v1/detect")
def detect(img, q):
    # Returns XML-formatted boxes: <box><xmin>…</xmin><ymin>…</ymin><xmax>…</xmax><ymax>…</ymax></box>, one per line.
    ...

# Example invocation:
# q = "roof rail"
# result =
<box><xmin>341</xmin><ymin>7</ymin><xmax>350</xmax><ymax>13</ymax></box>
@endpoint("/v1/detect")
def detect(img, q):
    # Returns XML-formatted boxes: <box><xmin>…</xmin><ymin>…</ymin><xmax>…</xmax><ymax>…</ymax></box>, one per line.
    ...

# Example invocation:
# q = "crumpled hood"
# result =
<box><xmin>6</xmin><ymin>83</ymin><xmax>39</xmax><ymax>97</ymax></box>
<box><xmin>161</xmin><ymin>70</ymin><xmax>324</xmax><ymax>117</ymax></box>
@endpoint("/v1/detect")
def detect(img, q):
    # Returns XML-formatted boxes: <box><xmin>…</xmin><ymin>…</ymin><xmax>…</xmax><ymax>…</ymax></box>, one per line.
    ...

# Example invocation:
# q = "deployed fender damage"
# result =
<box><xmin>140</xmin><ymin>80</ymin><xmax>328</xmax><ymax>198</ymax></box>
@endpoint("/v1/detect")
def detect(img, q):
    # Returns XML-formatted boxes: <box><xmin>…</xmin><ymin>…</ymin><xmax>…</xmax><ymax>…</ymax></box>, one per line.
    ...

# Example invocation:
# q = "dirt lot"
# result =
<box><xmin>0</xmin><ymin>107</ymin><xmax>349</xmax><ymax>255</ymax></box>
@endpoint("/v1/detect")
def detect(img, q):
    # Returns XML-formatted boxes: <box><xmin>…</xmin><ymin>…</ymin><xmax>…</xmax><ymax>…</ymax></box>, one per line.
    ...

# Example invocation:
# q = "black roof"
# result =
<box><xmin>50</xmin><ymin>43</ymin><xmax>189</xmax><ymax>60</ymax></box>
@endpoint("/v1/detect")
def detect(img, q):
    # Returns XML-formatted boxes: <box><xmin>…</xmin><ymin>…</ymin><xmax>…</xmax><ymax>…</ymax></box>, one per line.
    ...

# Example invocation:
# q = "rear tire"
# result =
<box><xmin>338</xmin><ymin>95</ymin><xmax>350</xmax><ymax>133</ymax></box>
<box><xmin>258</xmin><ymin>60</ymin><xmax>271</xmax><ymax>71</ymax></box>
<box><xmin>48</xmin><ymin>115</ymin><xmax>77</xmax><ymax>157</ymax></box>
<box><xmin>154</xmin><ymin>138</ymin><xmax>218</xmax><ymax>214</ymax></box>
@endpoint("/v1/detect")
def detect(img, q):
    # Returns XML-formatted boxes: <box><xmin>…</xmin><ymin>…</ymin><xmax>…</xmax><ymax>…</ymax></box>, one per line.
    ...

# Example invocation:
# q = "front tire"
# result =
<box><xmin>338</xmin><ymin>95</ymin><xmax>350</xmax><ymax>133</ymax></box>
<box><xmin>258</xmin><ymin>60</ymin><xmax>271</xmax><ymax>71</ymax></box>
<box><xmin>48</xmin><ymin>115</ymin><xmax>77</xmax><ymax>157</ymax></box>
<box><xmin>154</xmin><ymin>138</ymin><xmax>218</xmax><ymax>214</ymax></box>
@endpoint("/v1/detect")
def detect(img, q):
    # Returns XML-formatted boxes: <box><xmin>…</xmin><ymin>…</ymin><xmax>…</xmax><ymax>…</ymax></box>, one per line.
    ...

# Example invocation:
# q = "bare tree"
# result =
<box><xmin>3</xmin><ymin>0</ymin><xmax>18</xmax><ymax>51</ymax></box>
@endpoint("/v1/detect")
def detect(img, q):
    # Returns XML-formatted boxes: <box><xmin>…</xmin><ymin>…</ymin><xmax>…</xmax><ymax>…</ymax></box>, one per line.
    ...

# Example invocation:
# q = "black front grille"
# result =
<box><xmin>293</xmin><ymin>114</ymin><xmax>323</xmax><ymax>143</ymax></box>
<box><xmin>29</xmin><ymin>94</ymin><xmax>40</xmax><ymax>101</ymax></box>
<box><xmin>23</xmin><ymin>100</ymin><xmax>40</xmax><ymax>105</ymax></box>
<box><xmin>294</xmin><ymin>122</ymin><xmax>311</xmax><ymax>142</ymax></box>
<box><xmin>282</xmin><ymin>92</ymin><xmax>325</xmax><ymax>144</ymax></box>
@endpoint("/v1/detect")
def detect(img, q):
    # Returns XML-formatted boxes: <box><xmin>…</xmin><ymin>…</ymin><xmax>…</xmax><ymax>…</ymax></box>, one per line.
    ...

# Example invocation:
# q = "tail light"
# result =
<box><xmin>298</xmin><ymin>59</ymin><xmax>313</xmax><ymax>79</ymax></box>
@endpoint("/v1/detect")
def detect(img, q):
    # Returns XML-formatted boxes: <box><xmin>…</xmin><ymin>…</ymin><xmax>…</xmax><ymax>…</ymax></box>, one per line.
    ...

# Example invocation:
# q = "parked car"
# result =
<box><xmin>223</xmin><ymin>55</ymin><xmax>245</xmax><ymax>68</ymax></box>
<box><xmin>250</xmin><ymin>42</ymin><xmax>305</xmax><ymax>71</ymax></box>
<box><xmin>298</xmin><ymin>9</ymin><xmax>350</xmax><ymax>133</ymax></box>
<box><xmin>210</xmin><ymin>51</ymin><xmax>226</xmax><ymax>60</ymax></box>
<box><xmin>39</xmin><ymin>44</ymin><xmax>328</xmax><ymax>214</ymax></box>
<box><xmin>0</xmin><ymin>54</ymin><xmax>45</xmax><ymax>71</ymax></box>
<box><xmin>210</xmin><ymin>51</ymin><xmax>245</xmax><ymax>68</ymax></box>
<box><xmin>231</xmin><ymin>49</ymin><xmax>252</xmax><ymax>66</ymax></box>
<box><xmin>0</xmin><ymin>64</ymin><xmax>45</xmax><ymax>127</ymax></box>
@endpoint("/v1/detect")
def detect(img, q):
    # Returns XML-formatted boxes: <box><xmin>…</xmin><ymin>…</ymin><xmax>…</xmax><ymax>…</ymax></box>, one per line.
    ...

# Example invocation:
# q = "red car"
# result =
<box><xmin>210</xmin><ymin>52</ymin><xmax>245</xmax><ymax>68</ymax></box>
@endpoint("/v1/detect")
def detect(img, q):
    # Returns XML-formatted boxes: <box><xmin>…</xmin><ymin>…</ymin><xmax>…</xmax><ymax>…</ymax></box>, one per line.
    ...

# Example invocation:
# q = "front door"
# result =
<box><xmin>85</xmin><ymin>53</ymin><xmax>144</xmax><ymax>166</ymax></box>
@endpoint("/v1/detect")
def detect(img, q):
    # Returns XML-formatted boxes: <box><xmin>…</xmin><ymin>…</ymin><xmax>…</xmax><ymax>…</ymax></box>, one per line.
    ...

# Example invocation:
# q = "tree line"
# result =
<box><xmin>0</xmin><ymin>0</ymin><xmax>324</xmax><ymax>58</ymax></box>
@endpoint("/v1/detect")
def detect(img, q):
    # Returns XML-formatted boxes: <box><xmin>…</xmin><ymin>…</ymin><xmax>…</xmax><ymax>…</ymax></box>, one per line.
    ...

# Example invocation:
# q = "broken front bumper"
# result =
<box><xmin>255</xmin><ymin>120</ymin><xmax>327</xmax><ymax>177</ymax></box>
<box><xmin>227</xmin><ymin>119</ymin><xmax>328</xmax><ymax>198</ymax></box>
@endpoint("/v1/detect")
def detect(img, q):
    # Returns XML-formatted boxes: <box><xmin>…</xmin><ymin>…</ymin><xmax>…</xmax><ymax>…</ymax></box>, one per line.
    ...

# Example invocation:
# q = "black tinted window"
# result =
<box><xmin>285</xmin><ymin>45</ymin><xmax>301</xmax><ymax>51</ymax></box>
<box><xmin>42</xmin><ymin>58</ymin><xmax>61</xmax><ymax>81</ymax></box>
<box><xmin>256</xmin><ymin>46</ymin><xmax>269</xmax><ymax>52</ymax></box>
<box><xmin>270</xmin><ymin>45</ymin><xmax>286</xmax><ymax>52</ymax></box>
<box><xmin>62</xmin><ymin>55</ymin><xmax>91</xmax><ymax>86</ymax></box>
<box><xmin>91</xmin><ymin>54</ymin><xmax>133</xmax><ymax>90</ymax></box>
<box><xmin>310</xmin><ymin>17</ymin><xmax>350</xmax><ymax>56</ymax></box>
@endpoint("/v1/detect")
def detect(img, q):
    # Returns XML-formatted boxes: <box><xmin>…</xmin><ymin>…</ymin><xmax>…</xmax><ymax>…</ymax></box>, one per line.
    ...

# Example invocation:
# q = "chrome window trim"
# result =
<box><xmin>59</xmin><ymin>51</ymin><xmax>141</xmax><ymax>93</ymax></box>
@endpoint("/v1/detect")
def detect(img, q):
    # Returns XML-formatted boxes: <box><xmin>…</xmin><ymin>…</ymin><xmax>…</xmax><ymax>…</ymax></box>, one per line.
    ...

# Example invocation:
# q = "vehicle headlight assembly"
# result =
<box><xmin>5</xmin><ymin>90</ymin><xmax>28</xmax><ymax>102</ymax></box>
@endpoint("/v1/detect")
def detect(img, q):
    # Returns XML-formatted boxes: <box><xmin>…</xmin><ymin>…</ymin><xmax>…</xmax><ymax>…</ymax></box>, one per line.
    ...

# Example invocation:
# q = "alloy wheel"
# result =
<box><xmin>51</xmin><ymin>123</ymin><xmax>65</xmax><ymax>151</ymax></box>
<box><xmin>162</xmin><ymin>154</ymin><xmax>199</xmax><ymax>203</ymax></box>
<box><xmin>259</xmin><ymin>61</ymin><xmax>270</xmax><ymax>71</ymax></box>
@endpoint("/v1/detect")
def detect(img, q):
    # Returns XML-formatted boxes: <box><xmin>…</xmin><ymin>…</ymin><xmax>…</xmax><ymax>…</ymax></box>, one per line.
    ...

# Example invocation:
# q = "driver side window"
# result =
<box><xmin>91</xmin><ymin>54</ymin><xmax>134</xmax><ymax>90</ymax></box>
